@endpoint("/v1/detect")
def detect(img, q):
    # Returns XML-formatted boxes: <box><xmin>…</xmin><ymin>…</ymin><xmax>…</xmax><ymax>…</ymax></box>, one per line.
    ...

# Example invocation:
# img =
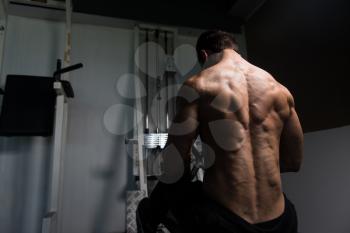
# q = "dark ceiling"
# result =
<box><xmin>71</xmin><ymin>0</ymin><xmax>251</xmax><ymax>32</ymax></box>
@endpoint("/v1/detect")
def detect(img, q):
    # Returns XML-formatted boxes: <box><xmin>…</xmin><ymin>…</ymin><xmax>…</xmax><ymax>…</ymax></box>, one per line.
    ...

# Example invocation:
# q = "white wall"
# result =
<box><xmin>0</xmin><ymin>15</ymin><xmax>251</xmax><ymax>233</ymax></box>
<box><xmin>0</xmin><ymin>15</ymin><xmax>65</xmax><ymax>233</ymax></box>
<box><xmin>282</xmin><ymin>125</ymin><xmax>350</xmax><ymax>233</ymax></box>
<box><xmin>61</xmin><ymin>23</ymin><xmax>135</xmax><ymax>233</ymax></box>
<box><xmin>0</xmin><ymin>15</ymin><xmax>136</xmax><ymax>233</ymax></box>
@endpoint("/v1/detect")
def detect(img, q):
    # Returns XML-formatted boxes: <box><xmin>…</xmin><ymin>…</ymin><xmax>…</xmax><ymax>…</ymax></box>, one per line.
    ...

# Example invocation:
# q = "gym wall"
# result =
<box><xmin>244</xmin><ymin>0</ymin><xmax>350</xmax><ymax>133</ymax></box>
<box><xmin>0</xmin><ymin>15</ymin><xmax>65</xmax><ymax>233</ymax></box>
<box><xmin>0</xmin><ymin>15</ymin><xmax>246</xmax><ymax>233</ymax></box>
<box><xmin>282</xmin><ymin>125</ymin><xmax>350</xmax><ymax>233</ymax></box>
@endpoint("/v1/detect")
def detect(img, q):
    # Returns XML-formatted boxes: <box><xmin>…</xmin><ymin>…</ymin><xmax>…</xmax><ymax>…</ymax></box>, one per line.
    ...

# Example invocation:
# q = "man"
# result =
<box><xmin>138</xmin><ymin>30</ymin><xmax>303</xmax><ymax>233</ymax></box>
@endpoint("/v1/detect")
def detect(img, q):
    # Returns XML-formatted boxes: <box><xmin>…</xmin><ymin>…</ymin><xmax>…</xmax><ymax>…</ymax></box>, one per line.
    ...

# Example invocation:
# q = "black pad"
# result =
<box><xmin>0</xmin><ymin>75</ymin><xmax>56</xmax><ymax>136</ymax></box>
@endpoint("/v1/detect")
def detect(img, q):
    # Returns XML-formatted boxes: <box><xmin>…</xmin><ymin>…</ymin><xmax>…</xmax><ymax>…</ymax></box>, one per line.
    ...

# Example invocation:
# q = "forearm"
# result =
<box><xmin>149</xmin><ymin>172</ymin><xmax>192</xmax><ymax>217</ymax></box>
<box><xmin>279</xmin><ymin>135</ymin><xmax>303</xmax><ymax>173</ymax></box>
<box><xmin>279</xmin><ymin>151</ymin><xmax>302</xmax><ymax>173</ymax></box>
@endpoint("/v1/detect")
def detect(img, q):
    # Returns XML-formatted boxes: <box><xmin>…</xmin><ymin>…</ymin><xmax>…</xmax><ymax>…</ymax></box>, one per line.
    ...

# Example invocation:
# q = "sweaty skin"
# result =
<box><xmin>164</xmin><ymin>49</ymin><xmax>304</xmax><ymax>224</ymax></box>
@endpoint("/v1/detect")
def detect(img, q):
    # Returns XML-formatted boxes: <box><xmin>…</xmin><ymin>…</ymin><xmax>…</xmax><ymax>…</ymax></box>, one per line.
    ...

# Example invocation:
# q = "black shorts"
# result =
<box><xmin>177</xmin><ymin>183</ymin><xmax>298</xmax><ymax>233</ymax></box>
<box><xmin>141</xmin><ymin>181</ymin><xmax>298</xmax><ymax>233</ymax></box>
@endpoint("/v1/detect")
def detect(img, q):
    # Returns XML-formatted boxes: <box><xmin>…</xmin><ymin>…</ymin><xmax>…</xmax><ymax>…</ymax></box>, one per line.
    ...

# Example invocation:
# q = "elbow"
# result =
<box><xmin>280</xmin><ymin>167</ymin><xmax>300</xmax><ymax>173</ymax></box>
<box><xmin>288</xmin><ymin>166</ymin><xmax>301</xmax><ymax>173</ymax></box>
<box><xmin>281</xmin><ymin>168</ymin><xmax>298</xmax><ymax>173</ymax></box>
<box><xmin>290</xmin><ymin>158</ymin><xmax>302</xmax><ymax>172</ymax></box>
<box><xmin>281</xmin><ymin>161</ymin><xmax>302</xmax><ymax>173</ymax></box>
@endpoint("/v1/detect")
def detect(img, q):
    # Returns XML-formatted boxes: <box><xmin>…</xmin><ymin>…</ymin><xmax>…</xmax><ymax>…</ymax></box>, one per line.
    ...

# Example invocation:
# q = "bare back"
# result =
<box><xmin>192</xmin><ymin>53</ymin><xmax>296</xmax><ymax>224</ymax></box>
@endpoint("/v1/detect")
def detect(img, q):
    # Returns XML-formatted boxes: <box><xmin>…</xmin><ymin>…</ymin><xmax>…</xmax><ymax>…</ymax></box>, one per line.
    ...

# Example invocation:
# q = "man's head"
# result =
<box><xmin>196</xmin><ymin>30</ymin><xmax>238</xmax><ymax>66</ymax></box>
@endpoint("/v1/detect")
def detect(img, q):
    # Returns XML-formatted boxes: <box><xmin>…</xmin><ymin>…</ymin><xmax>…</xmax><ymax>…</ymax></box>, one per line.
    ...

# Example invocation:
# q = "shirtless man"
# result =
<box><xmin>138</xmin><ymin>30</ymin><xmax>303</xmax><ymax>233</ymax></box>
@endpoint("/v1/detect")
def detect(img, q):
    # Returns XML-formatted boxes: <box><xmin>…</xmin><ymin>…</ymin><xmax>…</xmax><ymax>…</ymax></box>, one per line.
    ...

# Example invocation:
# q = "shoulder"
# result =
<box><xmin>177</xmin><ymin>75</ymin><xmax>203</xmax><ymax>103</ymax></box>
<box><xmin>180</xmin><ymin>75</ymin><xmax>204</xmax><ymax>96</ymax></box>
<box><xmin>277</xmin><ymin>83</ymin><xmax>295</xmax><ymax>107</ymax></box>
<box><xmin>252</xmin><ymin>66</ymin><xmax>294</xmax><ymax>106</ymax></box>
<box><xmin>185</xmin><ymin>74</ymin><xmax>205</xmax><ymax>89</ymax></box>
<box><xmin>250</xmin><ymin>67</ymin><xmax>295</xmax><ymax>110</ymax></box>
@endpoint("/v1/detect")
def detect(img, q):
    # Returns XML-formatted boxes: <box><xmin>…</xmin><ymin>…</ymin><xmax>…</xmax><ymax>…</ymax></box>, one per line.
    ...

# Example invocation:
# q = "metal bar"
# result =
<box><xmin>0</xmin><ymin>0</ymin><xmax>7</xmax><ymax>87</ymax></box>
<box><xmin>164</xmin><ymin>31</ymin><xmax>169</xmax><ymax>130</ymax></box>
<box><xmin>172</xmin><ymin>29</ymin><xmax>179</xmax><ymax>116</ymax></box>
<box><xmin>63</xmin><ymin>0</ymin><xmax>72</xmax><ymax>80</ymax></box>
<box><xmin>138</xmin><ymin>23</ymin><xmax>177</xmax><ymax>34</ymax></box>
<box><xmin>53</xmin><ymin>63</ymin><xmax>83</xmax><ymax>79</ymax></box>
<box><xmin>56</xmin><ymin>2</ymin><xmax>72</xmax><ymax>232</ymax></box>
<box><xmin>42</xmin><ymin>2</ymin><xmax>73</xmax><ymax>233</ymax></box>
<box><xmin>134</xmin><ymin>26</ymin><xmax>148</xmax><ymax>195</ymax></box>
<box><xmin>144</xmin><ymin>29</ymin><xmax>149</xmax><ymax>132</ymax></box>
<box><xmin>43</xmin><ymin>92</ymin><xmax>65</xmax><ymax>233</ymax></box>
<box><xmin>57</xmin><ymin>92</ymin><xmax>69</xmax><ymax>233</ymax></box>
<box><xmin>155</xmin><ymin>29</ymin><xmax>160</xmax><ymax>133</ymax></box>
<box><xmin>9</xmin><ymin>0</ymin><xmax>66</xmax><ymax>11</ymax></box>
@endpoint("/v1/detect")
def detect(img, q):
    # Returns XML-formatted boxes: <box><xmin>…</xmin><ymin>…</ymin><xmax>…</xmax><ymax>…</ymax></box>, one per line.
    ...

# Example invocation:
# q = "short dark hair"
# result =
<box><xmin>196</xmin><ymin>30</ymin><xmax>237</xmax><ymax>65</ymax></box>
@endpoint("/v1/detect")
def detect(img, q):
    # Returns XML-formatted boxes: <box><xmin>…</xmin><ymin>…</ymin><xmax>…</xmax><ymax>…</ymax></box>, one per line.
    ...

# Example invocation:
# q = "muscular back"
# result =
<box><xmin>184</xmin><ymin>52</ymin><xmax>303</xmax><ymax>224</ymax></box>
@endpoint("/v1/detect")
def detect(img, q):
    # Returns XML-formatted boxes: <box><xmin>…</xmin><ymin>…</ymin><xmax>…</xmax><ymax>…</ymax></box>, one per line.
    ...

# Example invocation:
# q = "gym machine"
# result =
<box><xmin>126</xmin><ymin>25</ymin><xmax>178</xmax><ymax>233</ymax></box>
<box><xmin>126</xmin><ymin>25</ymin><xmax>204</xmax><ymax>233</ymax></box>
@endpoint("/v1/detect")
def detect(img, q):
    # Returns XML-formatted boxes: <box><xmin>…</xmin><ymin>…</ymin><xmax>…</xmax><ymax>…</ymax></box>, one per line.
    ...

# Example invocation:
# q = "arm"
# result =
<box><xmin>279</xmin><ymin>93</ymin><xmax>304</xmax><ymax>173</ymax></box>
<box><xmin>148</xmin><ymin>81</ymin><xmax>199</xmax><ymax>220</ymax></box>
<box><xmin>160</xmin><ymin>81</ymin><xmax>200</xmax><ymax>183</ymax></box>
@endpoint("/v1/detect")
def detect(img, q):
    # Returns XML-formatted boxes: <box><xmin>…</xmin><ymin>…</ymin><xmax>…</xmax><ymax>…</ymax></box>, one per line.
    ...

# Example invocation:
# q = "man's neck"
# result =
<box><xmin>202</xmin><ymin>49</ymin><xmax>240</xmax><ymax>69</ymax></box>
